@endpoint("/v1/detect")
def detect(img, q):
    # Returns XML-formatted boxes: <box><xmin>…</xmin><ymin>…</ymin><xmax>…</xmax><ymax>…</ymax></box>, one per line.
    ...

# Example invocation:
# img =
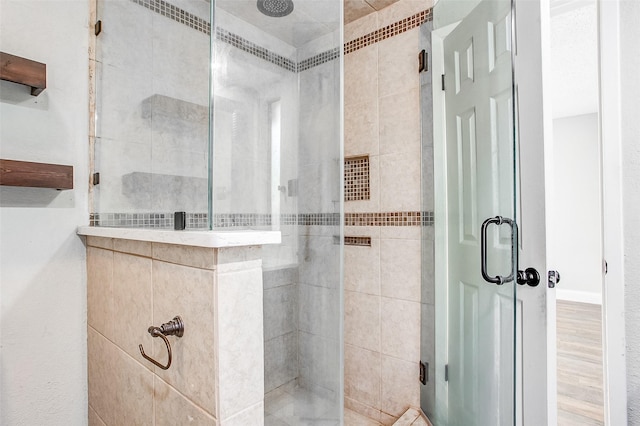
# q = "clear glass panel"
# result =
<box><xmin>210</xmin><ymin>1</ymin><xmax>344</xmax><ymax>424</ymax></box>
<box><xmin>93</xmin><ymin>0</ymin><xmax>344</xmax><ymax>422</ymax></box>
<box><xmin>93</xmin><ymin>0</ymin><xmax>211</xmax><ymax>229</ymax></box>
<box><xmin>425</xmin><ymin>0</ymin><xmax>517</xmax><ymax>424</ymax></box>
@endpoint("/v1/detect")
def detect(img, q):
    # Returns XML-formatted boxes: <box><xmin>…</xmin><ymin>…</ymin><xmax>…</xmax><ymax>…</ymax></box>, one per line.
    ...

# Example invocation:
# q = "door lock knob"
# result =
<box><xmin>517</xmin><ymin>267</ymin><xmax>540</xmax><ymax>287</ymax></box>
<box><xmin>548</xmin><ymin>270</ymin><xmax>561</xmax><ymax>288</ymax></box>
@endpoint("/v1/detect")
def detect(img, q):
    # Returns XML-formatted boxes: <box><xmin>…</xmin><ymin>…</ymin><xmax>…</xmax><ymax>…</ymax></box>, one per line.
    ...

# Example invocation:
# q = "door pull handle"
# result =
<box><xmin>480</xmin><ymin>216</ymin><xmax>516</xmax><ymax>285</ymax></box>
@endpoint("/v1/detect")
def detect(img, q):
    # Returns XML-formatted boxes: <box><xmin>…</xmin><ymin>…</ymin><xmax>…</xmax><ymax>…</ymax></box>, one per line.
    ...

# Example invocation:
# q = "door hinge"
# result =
<box><xmin>441</xmin><ymin>74</ymin><xmax>446</xmax><ymax>91</ymax></box>
<box><xmin>418</xmin><ymin>50</ymin><xmax>428</xmax><ymax>73</ymax></box>
<box><xmin>419</xmin><ymin>360</ymin><xmax>428</xmax><ymax>385</ymax></box>
<box><xmin>92</xmin><ymin>172</ymin><xmax>100</xmax><ymax>185</ymax></box>
<box><xmin>445</xmin><ymin>364</ymin><xmax>449</xmax><ymax>382</ymax></box>
<box><xmin>95</xmin><ymin>20</ymin><xmax>102</xmax><ymax>36</ymax></box>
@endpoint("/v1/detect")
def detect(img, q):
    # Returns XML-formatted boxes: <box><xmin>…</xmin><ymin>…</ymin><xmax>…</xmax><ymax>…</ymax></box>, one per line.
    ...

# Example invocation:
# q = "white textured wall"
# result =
<box><xmin>622</xmin><ymin>0</ymin><xmax>640</xmax><ymax>422</ymax></box>
<box><xmin>0</xmin><ymin>1</ymin><xmax>89</xmax><ymax>424</ymax></box>
<box><xmin>552</xmin><ymin>114</ymin><xmax>602</xmax><ymax>303</ymax></box>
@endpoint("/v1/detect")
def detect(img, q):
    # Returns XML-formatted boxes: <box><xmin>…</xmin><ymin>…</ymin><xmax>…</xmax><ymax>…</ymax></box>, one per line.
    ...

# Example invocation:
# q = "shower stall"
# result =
<box><xmin>91</xmin><ymin>0</ymin><xmax>343</xmax><ymax>424</ymax></box>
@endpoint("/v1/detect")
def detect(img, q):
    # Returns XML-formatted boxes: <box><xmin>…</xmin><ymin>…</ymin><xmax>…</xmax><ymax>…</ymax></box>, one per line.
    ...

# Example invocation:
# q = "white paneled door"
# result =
<box><xmin>442</xmin><ymin>1</ymin><xmax>516</xmax><ymax>425</ymax></box>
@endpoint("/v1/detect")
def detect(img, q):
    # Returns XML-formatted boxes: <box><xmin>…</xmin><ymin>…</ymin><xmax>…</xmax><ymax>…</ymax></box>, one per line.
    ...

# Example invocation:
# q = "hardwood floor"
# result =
<box><xmin>556</xmin><ymin>300</ymin><xmax>604</xmax><ymax>425</ymax></box>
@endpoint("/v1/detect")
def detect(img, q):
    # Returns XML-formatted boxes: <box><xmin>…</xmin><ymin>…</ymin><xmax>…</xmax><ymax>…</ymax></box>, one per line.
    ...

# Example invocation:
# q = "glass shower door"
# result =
<box><xmin>428</xmin><ymin>0</ymin><xmax>518</xmax><ymax>424</ymax></box>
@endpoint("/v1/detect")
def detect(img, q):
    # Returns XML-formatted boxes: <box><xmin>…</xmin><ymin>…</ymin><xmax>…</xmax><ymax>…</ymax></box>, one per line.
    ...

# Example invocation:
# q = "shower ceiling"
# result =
<box><xmin>214</xmin><ymin>0</ymin><xmax>400</xmax><ymax>47</ymax></box>
<box><xmin>216</xmin><ymin>0</ymin><xmax>340</xmax><ymax>47</ymax></box>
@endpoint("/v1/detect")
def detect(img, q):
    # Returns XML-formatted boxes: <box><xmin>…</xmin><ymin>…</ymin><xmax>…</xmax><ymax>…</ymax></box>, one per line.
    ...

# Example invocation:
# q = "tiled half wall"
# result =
<box><xmin>86</xmin><ymin>237</ymin><xmax>266</xmax><ymax>425</ymax></box>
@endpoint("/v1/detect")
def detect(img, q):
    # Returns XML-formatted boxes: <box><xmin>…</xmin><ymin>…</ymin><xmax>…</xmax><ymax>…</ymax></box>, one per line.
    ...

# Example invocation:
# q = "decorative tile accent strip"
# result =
<box><xmin>128</xmin><ymin>0</ymin><xmax>338</xmax><ymax>73</ymax></box>
<box><xmin>344</xmin><ymin>156</ymin><xmax>370</xmax><ymax>201</ymax></box>
<box><xmin>131</xmin><ymin>0</ymin><xmax>210</xmax><ymax>35</ymax></box>
<box><xmin>298</xmin><ymin>48</ymin><xmax>341</xmax><ymax>72</ymax></box>
<box><xmin>344</xmin><ymin>9</ymin><xmax>433</xmax><ymax>55</ymax></box>
<box><xmin>345</xmin><ymin>236</ymin><xmax>372</xmax><ymax>246</ymax></box>
<box><xmin>90</xmin><ymin>212</ymin><xmax>179</xmax><ymax>229</ymax></box>
<box><xmin>345</xmin><ymin>211</ymin><xmax>424</xmax><ymax>227</ymax></box>
<box><xmin>128</xmin><ymin>0</ymin><xmax>433</xmax><ymax>69</ymax></box>
<box><xmin>217</xmin><ymin>28</ymin><xmax>297</xmax><ymax>72</ymax></box>
<box><xmin>298</xmin><ymin>213</ymin><xmax>341</xmax><ymax>226</ymax></box>
<box><xmin>90</xmin><ymin>211</ymin><xmax>434</xmax><ymax>228</ymax></box>
<box><xmin>421</xmin><ymin>211</ymin><xmax>434</xmax><ymax>227</ymax></box>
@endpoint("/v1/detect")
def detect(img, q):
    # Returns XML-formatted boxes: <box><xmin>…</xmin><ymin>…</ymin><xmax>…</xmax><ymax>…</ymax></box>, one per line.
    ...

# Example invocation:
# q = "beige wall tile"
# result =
<box><xmin>380</xmin><ymin>297</ymin><xmax>420</xmax><ymax>361</ymax></box>
<box><xmin>89</xmin><ymin>405</ymin><xmax>107</xmax><ymax>426</ymax></box>
<box><xmin>217</xmin><ymin>267</ymin><xmax>265</xmax><ymax>420</ymax></box>
<box><xmin>154</xmin><ymin>377</ymin><xmax>217</xmax><ymax>426</ymax></box>
<box><xmin>421</xmin><ymin>147</ymin><xmax>435</xmax><ymax>211</ymax></box>
<box><xmin>379</xmin><ymin>226</ymin><xmax>421</xmax><ymax>240</ymax></box>
<box><xmin>380</xmin><ymin>151</ymin><xmax>421</xmax><ymax>212</ymax></box>
<box><xmin>87</xmin><ymin>236</ymin><xmax>114</xmax><ymax>250</ymax></box>
<box><xmin>378</xmin><ymin>29</ymin><xmax>419</xmax><ymax>98</ymax></box>
<box><xmin>345</xmin><ymin>291</ymin><xmax>381</xmax><ymax>351</ymax></box>
<box><xmin>345</xmin><ymin>0</ymin><xmax>376</xmax><ymax>25</ymax></box>
<box><xmin>392</xmin><ymin>407</ymin><xmax>421</xmax><ymax>425</ymax></box>
<box><xmin>112</xmin><ymin>252</ymin><xmax>153</xmax><ymax>361</ymax></box>
<box><xmin>152</xmin><ymin>260</ymin><xmax>216</xmax><ymax>416</ymax></box>
<box><xmin>88</xmin><ymin>327</ymin><xmax>117</xmax><ymax>425</ymax></box>
<box><xmin>421</xmin><ymin>240</ymin><xmax>435</xmax><ymax>305</ymax></box>
<box><xmin>412</xmin><ymin>414</ymin><xmax>432</xmax><ymax>426</ymax></box>
<box><xmin>368</xmin><ymin>0</ymin><xmax>401</xmax><ymax>11</ymax></box>
<box><xmin>380</xmin><ymin>410</ymin><xmax>400</xmax><ymax>425</ymax></box>
<box><xmin>345</xmin><ymin>408</ymin><xmax>384</xmax><ymax>425</ymax></box>
<box><xmin>113</xmin><ymin>238</ymin><xmax>152</xmax><ymax>257</ymax></box>
<box><xmin>379</xmin><ymin>89</ymin><xmax>420</xmax><ymax>156</ymax></box>
<box><xmin>380</xmin><ymin>239</ymin><xmax>421</xmax><ymax>302</ymax></box>
<box><xmin>217</xmin><ymin>246</ymin><xmax>261</xmax><ymax>267</ymax></box>
<box><xmin>377</xmin><ymin>0</ymin><xmax>432</xmax><ymax>28</ymax></box>
<box><xmin>380</xmin><ymin>355</ymin><xmax>420</xmax><ymax>418</ymax></box>
<box><xmin>346</xmin><ymin>395</ymin><xmax>382</xmax><ymax>423</ymax></box>
<box><xmin>113</xmin><ymin>348</ymin><xmax>154</xmax><ymax>425</ymax></box>
<box><xmin>152</xmin><ymin>243</ymin><xmax>215</xmax><ymax>269</ymax></box>
<box><xmin>345</xmin><ymin>8</ymin><xmax>378</xmax><ymax>41</ymax></box>
<box><xmin>220</xmin><ymin>402</ymin><xmax>264</xmax><ymax>426</ymax></box>
<box><xmin>345</xmin><ymin>344</ymin><xmax>381</xmax><ymax>410</ymax></box>
<box><xmin>345</xmin><ymin>239</ymin><xmax>381</xmax><ymax>295</ymax></box>
<box><xmin>87</xmin><ymin>247</ymin><xmax>114</xmax><ymax>339</ymax></box>
<box><xmin>346</xmin><ymin>226</ymin><xmax>381</xmax><ymax>239</ymax></box>
<box><xmin>345</xmin><ymin>44</ymin><xmax>378</xmax><ymax>106</ymax></box>
<box><xmin>345</xmin><ymin>99</ymin><xmax>379</xmax><ymax>157</ymax></box>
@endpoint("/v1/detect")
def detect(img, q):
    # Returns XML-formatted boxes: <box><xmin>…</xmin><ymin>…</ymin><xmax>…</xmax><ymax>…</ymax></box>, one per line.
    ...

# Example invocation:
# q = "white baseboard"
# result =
<box><xmin>556</xmin><ymin>288</ymin><xmax>602</xmax><ymax>305</ymax></box>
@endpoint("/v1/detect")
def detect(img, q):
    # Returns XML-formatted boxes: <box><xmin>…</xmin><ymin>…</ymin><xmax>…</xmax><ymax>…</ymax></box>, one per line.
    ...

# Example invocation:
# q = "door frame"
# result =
<box><xmin>598</xmin><ymin>0</ymin><xmax>627</xmax><ymax>423</ymax></box>
<box><xmin>431</xmin><ymin>1</ymin><xmax>628</xmax><ymax>424</ymax></box>
<box><xmin>512</xmin><ymin>0</ymin><xmax>554</xmax><ymax>423</ymax></box>
<box><xmin>515</xmin><ymin>0</ymin><xmax>628</xmax><ymax>423</ymax></box>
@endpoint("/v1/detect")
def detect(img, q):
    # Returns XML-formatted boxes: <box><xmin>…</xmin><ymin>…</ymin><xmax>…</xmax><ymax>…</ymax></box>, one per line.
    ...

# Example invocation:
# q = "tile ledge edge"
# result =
<box><xmin>77</xmin><ymin>226</ymin><xmax>281</xmax><ymax>248</ymax></box>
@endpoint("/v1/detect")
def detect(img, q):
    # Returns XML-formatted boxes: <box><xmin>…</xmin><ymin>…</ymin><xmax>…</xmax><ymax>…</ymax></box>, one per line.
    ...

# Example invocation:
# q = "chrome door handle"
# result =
<box><xmin>481</xmin><ymin>216</ymin><xmax>516</xmax><ymax>285</ymax></box>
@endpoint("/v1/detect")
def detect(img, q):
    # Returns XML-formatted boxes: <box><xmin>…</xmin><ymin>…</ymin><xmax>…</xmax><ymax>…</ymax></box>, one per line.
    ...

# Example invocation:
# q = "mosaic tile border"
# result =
<box><xmin>128</xmin><ymin>0</ymin><xmax>337</xmax><ymax>73</ymax></box>
<box><xmin>344</xmin><ymin>9</ymin><xmax>433</xmax><ymax>55</ymax></box>
<box><xmin>128</xmin><ymin>0</ymin><xmax>432</xmax><ymax>71</ymax></box>
<box><xmin>345</xmin><ymin>236</ymin><xmax>372</xmax><ymax>247</ymax></box>
<box><xmin>90</xmin><ymin>211</ymin><xmax>434</xmax><ymax>228</ymax></box>
<box><xmin>298</xmin><ymin>48</ymin><xmax>341</xmax><ymax>72</ymax></box>
<box><xmin>89</xmin><ymin>212</ymin><xmax>208</xmax><ymax>229</ymax></box>
<box><xmin>132</xmin><ymin>0</ymin><xmax>210</xmax><ymax>34</ymax></box>
<box><xmin>344</xmin><ymin>156</ymin><xmax>371</xmax><ymax>202</ymax></box>
<box><xmin>217</xmin><ymin>28</ymin><xmax>297</xmax><ymax>72</ymax></box>
<box><xmin>345</xmin><ymin>211</ymin><xmax>434</xmax><ymax>227</ymax></box>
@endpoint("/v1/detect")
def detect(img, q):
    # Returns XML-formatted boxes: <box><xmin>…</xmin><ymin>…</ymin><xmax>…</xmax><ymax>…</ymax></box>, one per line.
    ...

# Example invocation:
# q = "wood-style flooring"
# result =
<box><xmin>557</xmin><ymin>300</ymin><xmax>604</xmax><ymax>425</ymax></box>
